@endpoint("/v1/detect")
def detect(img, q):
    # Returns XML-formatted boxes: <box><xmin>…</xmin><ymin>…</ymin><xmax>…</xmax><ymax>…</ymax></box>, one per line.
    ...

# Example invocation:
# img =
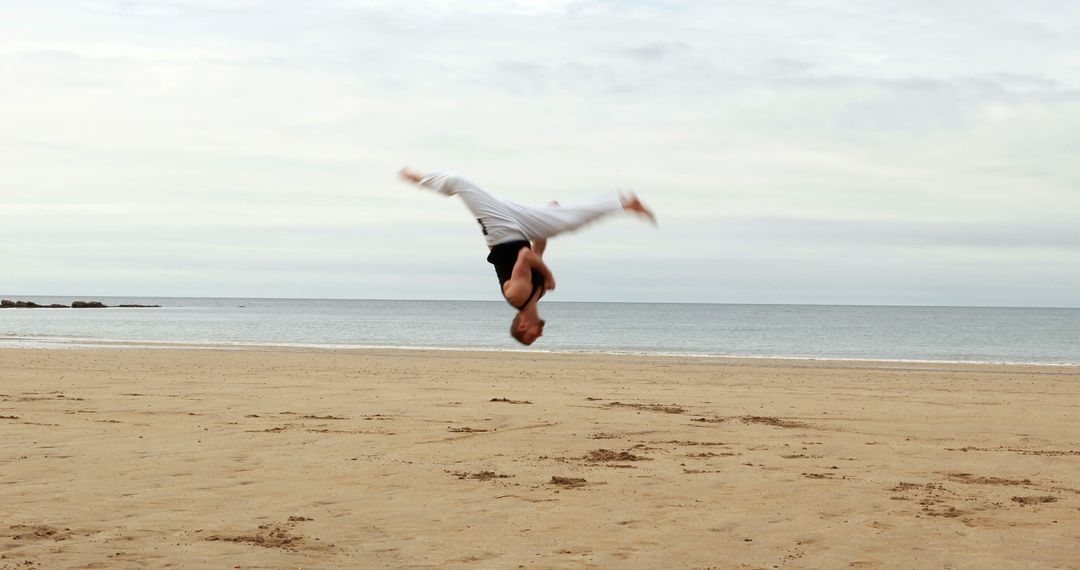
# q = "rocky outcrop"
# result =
<box><xmin>0</xmin><ymin>299</ymin><xmax>161</xmax><ymax>309</ymax></box>
<box><xmin>1</xmin><ymin>300</ymin><xmax>60</xmax><ymax>308</ymax></box>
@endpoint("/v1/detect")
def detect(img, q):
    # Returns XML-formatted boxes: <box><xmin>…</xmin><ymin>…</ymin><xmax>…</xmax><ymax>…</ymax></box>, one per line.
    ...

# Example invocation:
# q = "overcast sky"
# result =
<box><xmin>2</xmin><ymin>0</ymin><xmax>1078</xmax><ymax>306</ymax></box>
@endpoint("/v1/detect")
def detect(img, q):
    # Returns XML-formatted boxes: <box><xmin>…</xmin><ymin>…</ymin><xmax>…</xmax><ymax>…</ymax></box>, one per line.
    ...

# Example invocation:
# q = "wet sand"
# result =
<box><xmin>2</xmin><ymin>348</ymin><xmax>1079</xmax><ymax>569</ymax></box>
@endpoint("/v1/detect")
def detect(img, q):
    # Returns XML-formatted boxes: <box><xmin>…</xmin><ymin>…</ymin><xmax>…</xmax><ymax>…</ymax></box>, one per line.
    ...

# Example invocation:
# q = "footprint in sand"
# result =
<box><xmin>549</xmin><ymin>476</ymin><xmax>588</xmax><ymax>488</ymax></box>
<box><xmin>489</xmin><ymin>397</ymin><xmax>532</xmax><ymax>404</ymax></box>
<box><xmin>203</xmin><ymin>517</ymin><xmax>332</xmax><ymax>553</ymax></box>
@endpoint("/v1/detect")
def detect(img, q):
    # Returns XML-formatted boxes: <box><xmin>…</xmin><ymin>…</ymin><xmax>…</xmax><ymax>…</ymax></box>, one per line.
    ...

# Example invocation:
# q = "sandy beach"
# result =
<box><xmin>2</xmin><ymin>347</ymin><xmax>1078</xmax><ymax>569</ymax></box>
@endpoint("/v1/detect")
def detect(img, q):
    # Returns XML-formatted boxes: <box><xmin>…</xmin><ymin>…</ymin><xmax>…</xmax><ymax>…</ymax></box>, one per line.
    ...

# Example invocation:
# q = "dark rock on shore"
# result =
<box><xmin>1</xmin><ymin>300</ymin><xmax>52</xmax><ymax>308</ymax></box>
<box><xmin>0</xmin><ymin>299</ymin><xmax>162</xmax><ymax>309</ymax></box>
<box><xmin>71</xmin><ymin>301</ymin><xmax>108</xmax><ymax>308</ymax></box>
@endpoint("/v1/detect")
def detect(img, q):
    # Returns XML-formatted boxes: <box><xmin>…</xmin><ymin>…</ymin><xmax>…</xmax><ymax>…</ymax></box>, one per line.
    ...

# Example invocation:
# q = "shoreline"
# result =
<box><xmin>2</xmin><ymin>337</ymin><xmax>1078</xmax><ymax>368</ymax></box>
<box><xmin>3</xmin><ymin>347</ymin><xmax>1078</xmax><ymax>567</ymax></box>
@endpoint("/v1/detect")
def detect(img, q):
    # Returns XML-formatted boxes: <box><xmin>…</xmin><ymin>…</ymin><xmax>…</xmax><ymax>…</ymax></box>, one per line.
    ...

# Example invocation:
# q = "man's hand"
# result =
<box><xmin>519</xmin><ymin>248</ymin><xmax>555</xmax><ymax>289</ymax></box>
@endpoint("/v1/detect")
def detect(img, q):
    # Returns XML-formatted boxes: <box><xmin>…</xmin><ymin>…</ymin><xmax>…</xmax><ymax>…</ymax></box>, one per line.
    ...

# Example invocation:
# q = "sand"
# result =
<box><xmin>2</xmin><ymin>347</ymin><xmax>1079</xmax><ymax>569</ymax></box>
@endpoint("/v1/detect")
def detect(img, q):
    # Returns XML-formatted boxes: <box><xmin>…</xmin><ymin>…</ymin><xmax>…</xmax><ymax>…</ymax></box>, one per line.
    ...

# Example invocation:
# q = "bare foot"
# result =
<box><xmin>622</xmin><ymin>193</ymin><xmax>657</xmax><ymax>226</ymax></box>
<box><xmin>399</xmin><ymin>167</ymin><xmax>424</xmax><ymax>185</ymax></box>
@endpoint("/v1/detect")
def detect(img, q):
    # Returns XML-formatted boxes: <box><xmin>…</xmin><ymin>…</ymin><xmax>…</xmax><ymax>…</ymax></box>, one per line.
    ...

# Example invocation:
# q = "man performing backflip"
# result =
<box><xmin>399</xmin><ymin>167</ymin><xmax>655</xmax><ymax>346</ymax></box>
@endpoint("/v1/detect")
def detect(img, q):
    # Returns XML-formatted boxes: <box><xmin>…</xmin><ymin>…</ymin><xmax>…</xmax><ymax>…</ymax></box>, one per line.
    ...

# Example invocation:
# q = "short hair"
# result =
<box><xmin>510</xmin><ymin>313</ymin><xmax>528</xmax><ymax>345</ymax></box>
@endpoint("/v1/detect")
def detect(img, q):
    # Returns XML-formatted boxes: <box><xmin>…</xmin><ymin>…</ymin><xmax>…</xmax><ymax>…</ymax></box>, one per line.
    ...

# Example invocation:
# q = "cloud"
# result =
<box><xmin>618</xmin><ymin>41</ymin><xmax>692</xmax><ymax>62</ymax></box>
<box><xmin>2</xmin><ymin>0</ymin><xmax>1078</xmax><ymax>305</ymax></box>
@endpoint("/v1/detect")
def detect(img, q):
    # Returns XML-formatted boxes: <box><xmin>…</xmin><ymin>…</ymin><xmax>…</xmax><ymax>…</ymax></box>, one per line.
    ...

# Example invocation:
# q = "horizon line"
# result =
<box><xmin>2</xmin><ymin>294</ymin><xmax>1077</xmax><ymax>311</ymax></box>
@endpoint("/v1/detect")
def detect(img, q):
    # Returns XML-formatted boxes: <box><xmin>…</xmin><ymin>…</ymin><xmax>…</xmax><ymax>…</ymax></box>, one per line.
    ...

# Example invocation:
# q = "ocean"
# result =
<box><xmin>1</xmin><ymin>296</ymin><xmax>1078</xmax><ymax>365</ymax></box>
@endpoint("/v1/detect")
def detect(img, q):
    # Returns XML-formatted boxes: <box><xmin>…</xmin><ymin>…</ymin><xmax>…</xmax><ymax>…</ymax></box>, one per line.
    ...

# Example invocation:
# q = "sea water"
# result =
<box><xmin>1</xmin><ymin>297</ymin><xmax>1078</xmax><ymax>365</ymax></box>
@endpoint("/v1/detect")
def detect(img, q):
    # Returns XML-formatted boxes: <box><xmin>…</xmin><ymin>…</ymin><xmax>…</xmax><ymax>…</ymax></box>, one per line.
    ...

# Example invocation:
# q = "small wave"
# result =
<box><xmin>0</xmin><ymin>335</ymin><xmax>1076</xmax><ymax>366</ymax></box>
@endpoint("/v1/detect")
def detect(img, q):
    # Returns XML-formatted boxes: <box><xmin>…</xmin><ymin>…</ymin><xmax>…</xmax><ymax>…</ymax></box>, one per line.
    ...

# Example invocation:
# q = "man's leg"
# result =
<box><xmin>400</xmin><ymin>169</ymin><xmax>528</xmax><ymax>245</ymax></box>
<box><xmin>400</xmin><ymin>168</ymin><xmax>654</xmax><ymax>243</ymax></box>
<box><xmin>505</xmin><ymin>192</ymin><xmax>652</xmax><ymax>242</ymax></box>
<box><xmin>531</xmin><ymin>201</ymin><xmax>560</xmax><ymax>258</ymax></box>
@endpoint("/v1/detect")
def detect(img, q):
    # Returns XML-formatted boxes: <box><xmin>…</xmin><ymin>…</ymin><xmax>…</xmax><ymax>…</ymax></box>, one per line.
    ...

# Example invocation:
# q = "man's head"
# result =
<box><xmin>510</xmin><ymin>312</ymin><xmax>545</xmax><ymax>345</ymax></box>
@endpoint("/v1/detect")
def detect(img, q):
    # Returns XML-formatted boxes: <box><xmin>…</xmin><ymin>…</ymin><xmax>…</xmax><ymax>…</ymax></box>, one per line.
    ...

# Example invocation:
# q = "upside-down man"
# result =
<box><xmin>399</xmin><ymin>168</ymin><xmax>655</xmax><ymax>345</ymax></box>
